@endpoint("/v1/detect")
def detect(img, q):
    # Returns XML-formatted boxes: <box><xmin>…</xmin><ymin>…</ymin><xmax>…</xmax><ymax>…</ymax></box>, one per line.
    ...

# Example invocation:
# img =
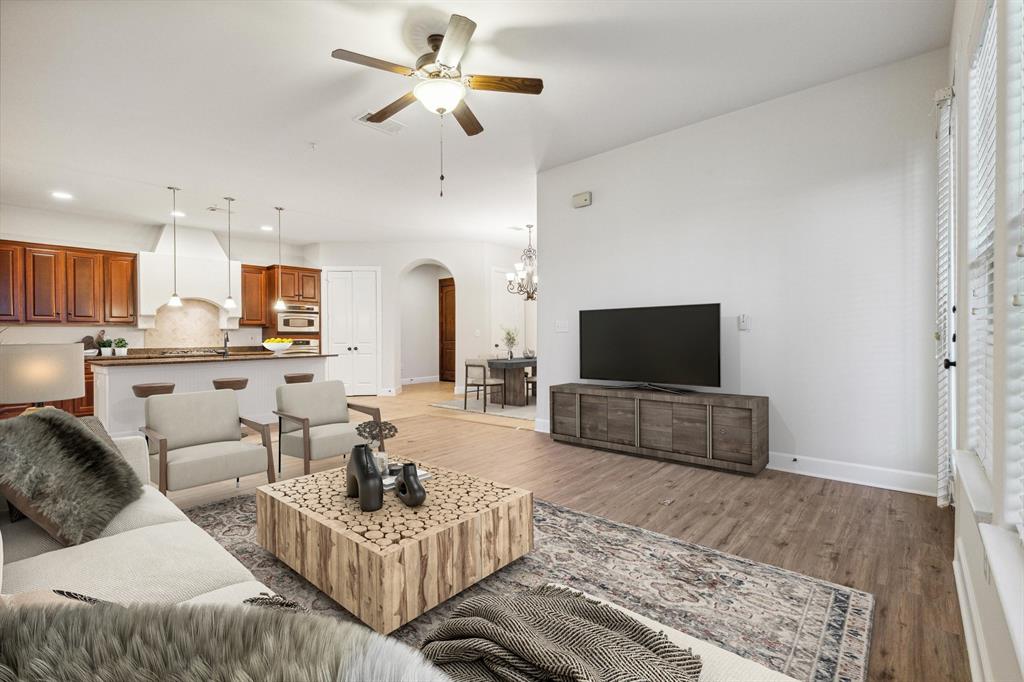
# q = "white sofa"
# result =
<box><xmin>0</xmin><ymin>435</ymin><xmax>267</xmax><ymax>605</ymax></box>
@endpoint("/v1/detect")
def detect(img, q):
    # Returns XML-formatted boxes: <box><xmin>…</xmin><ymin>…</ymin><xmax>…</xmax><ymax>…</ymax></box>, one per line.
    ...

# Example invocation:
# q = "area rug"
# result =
<box><xmin>186</xmin><ymin>495</ymin><xmax>873</xmax><ymax>682</ymax></box>
<box><xmin>430</xmin><ymin>397</ymin><xmax>536</xmax><ymax>423</ymax></box>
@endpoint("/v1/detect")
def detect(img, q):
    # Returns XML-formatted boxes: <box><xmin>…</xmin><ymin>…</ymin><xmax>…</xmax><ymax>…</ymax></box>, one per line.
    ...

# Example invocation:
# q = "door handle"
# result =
<box><xmin>347</xmin><ymin>347</ymin><xmax>352</xmax><ymax>351</ymax></box>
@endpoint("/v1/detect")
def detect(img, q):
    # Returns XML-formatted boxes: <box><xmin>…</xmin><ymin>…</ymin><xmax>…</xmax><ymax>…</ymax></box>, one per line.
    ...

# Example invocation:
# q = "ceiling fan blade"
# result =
<box><xmin>452</xmin><ymin>101</ymin><xmax>483</xmax><ymax>136</ymax></box>
<box><xmin>435</xmin><ymin>14</ymin><xmax>476</xmax><ymax>68</ymax></box>
<box><xmin>467</xmin><ymin>75</ymin><xmax>543</xmax><ymax>95</ymax></box>
<box><xmin>366</xmin><ymin>92</ymin><xmax>417</xmax><ymax>123</ymax></box>
<box><xmin>331</xmin><ymin>49</ymin><xmax>413</xmax><ymax>76</ymax></box>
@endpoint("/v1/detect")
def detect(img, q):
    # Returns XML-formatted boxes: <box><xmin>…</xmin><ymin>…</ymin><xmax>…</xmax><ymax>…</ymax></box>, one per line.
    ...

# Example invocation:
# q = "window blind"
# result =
<box><xmin>968</xmin><ymin>3</ymin><xmax>998</xmax><ymax>479</ymax></box>
<box><xmin>1006</xmin><ymin>0</ymin><xmax>1024</xmax><ymax>537</ymax></box>
<box><xmin>936</xmin><ymin>95</ymin><xmax>956</xmax><ymax>508</ymax></box>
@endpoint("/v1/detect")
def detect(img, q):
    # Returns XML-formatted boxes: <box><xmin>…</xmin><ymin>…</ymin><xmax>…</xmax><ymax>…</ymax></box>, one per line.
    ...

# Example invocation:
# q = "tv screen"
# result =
<box><xmin>579</xmin><ymin>304</ymin><xmax>720</xmax><ymax>387</ymax></box>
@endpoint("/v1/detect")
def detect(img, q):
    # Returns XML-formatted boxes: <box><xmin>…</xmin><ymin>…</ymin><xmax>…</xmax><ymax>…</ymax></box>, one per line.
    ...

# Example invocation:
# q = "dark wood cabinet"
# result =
<box><xmin>240</xmin><ymin>265</ymin><xmax>268</xmax><ymax>326</ymax></box>
<box><xmin>104</xmin><ymin>254</ymin><xmax>136</xmax><ymax>324</ymax></box>
<box><xmin>268</xmin><ymin>265</ymin><xmax>320</xmax><ymax>305</ymax></box>
<box><xmin>65</xmin><ymin>249</ymin><xmax>104</xmax><ymax>323</ymax></box>
<box><xmin>0</xmin><ymin>240</ymin><xmax>136</xmax><ymax>325</ymax></box>
<box><xmin>0</xmin><ymin>242</ymin><xmax>23</xmax><ymax>322</ymax></box>
<box><xmin>550</xmin><ymin>383</ymin><xmax>768</xmax><ymax>474</ymax></box>
<box><xmin>24</xmin><ymin>246</ymin><xmax>65</xmax><ymax>322</ymax></box>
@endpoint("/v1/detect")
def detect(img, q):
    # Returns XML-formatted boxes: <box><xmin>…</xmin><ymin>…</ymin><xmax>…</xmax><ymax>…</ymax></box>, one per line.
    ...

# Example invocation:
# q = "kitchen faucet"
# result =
<box><xmin>221</xmin><ymin>331</ymin><xmax>229</xmax><ymax>358</ymax></box>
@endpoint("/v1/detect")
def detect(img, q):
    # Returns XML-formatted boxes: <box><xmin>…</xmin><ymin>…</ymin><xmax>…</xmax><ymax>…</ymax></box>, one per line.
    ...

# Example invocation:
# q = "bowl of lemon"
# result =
<box><xmin>262</xmin><ymin>337</ymin><xmax>294</xmax><ymax>354</ymax></box>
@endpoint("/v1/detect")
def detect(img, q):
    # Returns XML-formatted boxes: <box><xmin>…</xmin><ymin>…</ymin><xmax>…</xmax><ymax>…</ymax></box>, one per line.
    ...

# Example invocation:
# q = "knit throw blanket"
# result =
<box><xmin>421</xmin><ymin>585</ymin><xmax>703</xmax><ymax>682</ymax></box>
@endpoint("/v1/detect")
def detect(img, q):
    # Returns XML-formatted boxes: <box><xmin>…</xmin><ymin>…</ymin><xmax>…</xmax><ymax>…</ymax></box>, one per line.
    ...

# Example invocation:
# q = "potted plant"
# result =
<box><xmin>355</xmin><ymin>420</ymin><xmax>399</xmax><ymax>473</ymax></box>
<box><xmin>98</xmin><ymin>338</ymin><xmax>114</xmax><ymax>356</ymax></box>
<box><xmin>113</xmin><ymin>338</ymin><xmax>129</xmax><ymax>357</ymax></box>
<box><xmin>501</xmin><ymin>326</ymin><xmax>519</xmax><ymax>360</ymax></box>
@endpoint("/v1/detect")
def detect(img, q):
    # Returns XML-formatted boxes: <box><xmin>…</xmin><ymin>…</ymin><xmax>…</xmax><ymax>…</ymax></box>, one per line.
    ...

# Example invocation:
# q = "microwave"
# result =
<box><xmin>278</xmin><ymin>305</ymin><xmax>319</xmax><ymax>334</ymax></box>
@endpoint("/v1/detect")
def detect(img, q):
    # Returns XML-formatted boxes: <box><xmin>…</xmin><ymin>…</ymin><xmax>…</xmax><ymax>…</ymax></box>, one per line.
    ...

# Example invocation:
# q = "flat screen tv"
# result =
<box><xmin>579</xmin><ymin>303</ymin><xmax>720</xmax><ymax>387</ymax></box>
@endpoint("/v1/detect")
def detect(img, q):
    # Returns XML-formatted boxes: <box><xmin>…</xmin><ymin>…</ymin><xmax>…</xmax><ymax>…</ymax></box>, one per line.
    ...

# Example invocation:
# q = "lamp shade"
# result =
<box><xmin>0</xmin><ymin>343</ymin><xmax>85</xmax><ymax>404</ymax></box>
<box><xmin>413</xmin><ymin>79</ymin><xmax>466</xmax><ymax>114</ymax></box>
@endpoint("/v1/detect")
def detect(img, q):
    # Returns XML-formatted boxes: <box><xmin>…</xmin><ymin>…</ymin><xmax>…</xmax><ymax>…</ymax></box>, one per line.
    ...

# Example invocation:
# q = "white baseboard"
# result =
<box><xmin>401</xmin><ymin>375</ymin><xmax>439</xmax><ymax>385</ymax></box>
<box><xmin>767</xmin><ymin>452</ymin><xmax>936</xmax><ymax>496</ymax></box>
<box><xmin>534</xmin><ymin>418</ymin><xmax>550</xmax><ymax>433</ymax></box>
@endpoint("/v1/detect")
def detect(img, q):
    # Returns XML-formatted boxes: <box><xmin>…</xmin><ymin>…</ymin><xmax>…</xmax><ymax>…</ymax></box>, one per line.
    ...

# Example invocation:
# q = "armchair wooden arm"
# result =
<box><xmin>348</xmin><ymin>402</ymin><xmax>385</xmax><ymax>452</ymax></box>
<box><xmin>139</xmin><ymin>426</ymin><xmax>168</xmax><ymax>495</ymax></box>
<box><xmin>240</xmin><ymin>417</ymin><xmax>276</xmax><ymax>483</ymax></box>
<box><xmin>273</xmin><ymin>410</ymin><xmax>313</xmax><ymax>475</ymax></box>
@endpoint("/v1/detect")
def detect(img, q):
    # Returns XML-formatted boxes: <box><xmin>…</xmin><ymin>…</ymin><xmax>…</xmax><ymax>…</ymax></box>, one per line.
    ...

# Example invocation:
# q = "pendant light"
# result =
<box><xmin>166</xmin><ymin>186</ymin><xmax>183</xmax><ymax>307</ymax></box>
<box><xmin>222</xmin><ymin>196</ymin><xmax>237</xmax><ymax>310</ymax></box>
<box><xmin>273</xmin><ymin>207</ymin><xmax>286</xmax><ymax>312</ymax></box>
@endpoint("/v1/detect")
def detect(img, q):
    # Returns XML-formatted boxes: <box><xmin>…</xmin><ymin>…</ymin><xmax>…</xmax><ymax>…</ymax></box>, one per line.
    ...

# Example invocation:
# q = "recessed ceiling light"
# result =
<box><xmin>260</xmin><ymin>225</ymin><xmax>273</xmax><ymax>231</ymax></box>
<box><xmin>170</xmin><ymin>210</ymin><xmax>186</xmax><ymax>218</ymax></box>
<box><xmin>51</xmin><ymin>190</ymin><xmax>73</xmax><ymax>200</ymax></box>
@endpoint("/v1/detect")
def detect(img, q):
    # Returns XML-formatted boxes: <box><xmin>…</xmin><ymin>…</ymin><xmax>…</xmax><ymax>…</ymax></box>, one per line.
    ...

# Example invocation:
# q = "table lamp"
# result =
<box><xmin>0</xmin><ymin>343</ymin><xmax>85</xmax><ymax>411</ymax></box>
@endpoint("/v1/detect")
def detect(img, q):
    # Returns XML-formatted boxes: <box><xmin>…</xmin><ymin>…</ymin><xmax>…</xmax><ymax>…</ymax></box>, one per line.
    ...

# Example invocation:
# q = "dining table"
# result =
<box><xmin>486</xmin><ymin>357</ymin><xmax>537</xmax><ymax>407</ymax></box>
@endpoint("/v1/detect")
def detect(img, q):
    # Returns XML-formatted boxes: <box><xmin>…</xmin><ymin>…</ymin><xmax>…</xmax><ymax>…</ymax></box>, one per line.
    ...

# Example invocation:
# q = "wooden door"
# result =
<box><xmin>438</xmin><ymin>277</ymin><xmax>456</xmax><ymax>382</ymax></box>
<box><xmin>24</xmin><ymin>246</ymin><xmax>65</xmax><ymax>322</ymax></box>
<box><xmin>0</xmin><ymin>242</ymin><xmax>23</xmax><ymax>322</ymax></box>
<box><xmin>279</xmin><ymin>268</ymin><xmax>299</xmax><ymax>300</ymax></box>
<box><xmin>298</xmin><ymin>271</ymin><xmax>319</xmax><ymax>302</ymax></box>
<box><xmin>65</xmin><ymin>250</ymin><xmax>103</xmax><ymax>323</ymax></box>
<box><xmin>104</xmin><ymin>254</ymin><xmax>136</xmax><ymax>324</ymax></box>
<box><xmin>240</xmin><ymin>265</ymin><xmax>267</xmax><ymax>326</ymax></box>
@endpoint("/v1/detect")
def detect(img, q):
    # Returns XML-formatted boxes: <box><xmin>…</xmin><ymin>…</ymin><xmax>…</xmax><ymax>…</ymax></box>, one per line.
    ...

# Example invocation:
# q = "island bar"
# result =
<box><xmin>91</xmin><ymin>354</ymin><xmax>333</xmax><ymax>438</ymax></box>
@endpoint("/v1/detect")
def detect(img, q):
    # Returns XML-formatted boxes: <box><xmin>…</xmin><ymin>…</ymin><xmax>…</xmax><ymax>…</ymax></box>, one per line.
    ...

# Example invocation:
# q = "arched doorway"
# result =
<box><xmin>398</xmin><ymin>260</ymin><xmax>454</xmax><ymax>387</ymax></box>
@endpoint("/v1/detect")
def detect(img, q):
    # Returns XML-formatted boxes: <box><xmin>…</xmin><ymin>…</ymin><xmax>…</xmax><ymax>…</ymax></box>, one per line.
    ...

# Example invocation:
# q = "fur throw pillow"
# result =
<box><xmin>0</xmin><ymin>408</ymin><xmax>142</xmax><ymax>545</ymax></box>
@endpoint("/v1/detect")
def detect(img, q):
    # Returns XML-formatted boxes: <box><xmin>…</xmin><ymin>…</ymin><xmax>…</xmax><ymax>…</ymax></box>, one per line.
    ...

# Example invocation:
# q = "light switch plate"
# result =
<box><xmin>555</xmin><ymin>320</ymin><xmax>569</xmax><ymax>333</ymax></box>
<box><xmin>572</xmin><ymin>191</ymin><xmax>592</xmax><ymax>209</ymax></box>
<box><xmin>737</xmin><ymin>314</ymin><xmax>751</xmax><ymax>331</ymax></box>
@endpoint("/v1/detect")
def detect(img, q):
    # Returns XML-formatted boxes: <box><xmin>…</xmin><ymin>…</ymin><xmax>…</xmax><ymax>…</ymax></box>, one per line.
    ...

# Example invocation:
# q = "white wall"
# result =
<box><xmin>399</xmin><ymin>263</ymin><xmax>451</xmax><ymax>383</ymax></box>
<box><xmin>311</xmin><ymin>240</ymin><xmax>522</xmax><ymax>395</ymax></box>
<box><xmin>536</xmin><ymin>49</ymin><xmax>947</xmax><ymax>494</ymax></box>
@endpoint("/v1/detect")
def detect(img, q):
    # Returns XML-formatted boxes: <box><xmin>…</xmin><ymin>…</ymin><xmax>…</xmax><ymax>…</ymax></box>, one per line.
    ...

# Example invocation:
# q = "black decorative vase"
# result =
<box><xmin>394</xmin><ymin>463</ymin><xmax>427</xmax><ymax>507</ymax></box>
<box><xmin>346</xmin><ymin>444</ymin><xmax>383</xmax><ymax>512</ymax></box>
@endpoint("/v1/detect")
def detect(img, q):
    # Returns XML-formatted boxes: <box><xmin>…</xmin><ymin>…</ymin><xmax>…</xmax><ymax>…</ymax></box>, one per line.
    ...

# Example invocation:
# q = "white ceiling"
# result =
<box><xmin>0</xmin><ymin>0</ymin><xmax>953</xmax><ymax>246</ymax></box>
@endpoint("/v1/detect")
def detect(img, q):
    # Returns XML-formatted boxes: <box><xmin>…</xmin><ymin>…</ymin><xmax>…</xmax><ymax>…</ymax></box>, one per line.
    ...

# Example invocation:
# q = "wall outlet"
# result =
<box><xmin>474</xmin><ymin>329</ymin><xmax>481</xmax><ymax>337</ymax></box>
<box><xmin>737</xmin><ymin>314</ymin><xmax>751</xmax><ymax>331</ymax></box>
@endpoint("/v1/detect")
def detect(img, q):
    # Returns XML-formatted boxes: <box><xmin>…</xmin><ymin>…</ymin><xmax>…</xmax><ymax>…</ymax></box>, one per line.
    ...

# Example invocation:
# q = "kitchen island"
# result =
<box><xmin>92</xmin><ymin>353</ymin><xmax>335</xmax><ymax>437</ymax></box>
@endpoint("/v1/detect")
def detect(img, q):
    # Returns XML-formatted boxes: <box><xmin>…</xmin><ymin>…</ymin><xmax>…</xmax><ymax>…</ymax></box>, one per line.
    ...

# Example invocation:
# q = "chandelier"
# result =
<box><xmin>506</xmin><ymin>225</ymin><xmax>538</xmax><ymax>300</ymax></box>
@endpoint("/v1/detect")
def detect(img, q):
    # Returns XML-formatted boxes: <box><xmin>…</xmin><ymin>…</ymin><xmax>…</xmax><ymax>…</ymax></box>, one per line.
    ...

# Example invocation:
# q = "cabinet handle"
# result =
<box><xmin>347</xmin><ymin>347</ymin><xmax>352</xmax><ymax>351</ymax></box>
<box><xmin>354</xmin><ymin>346</ymin><xmax>359</xmax><ymax>351</ymax></box>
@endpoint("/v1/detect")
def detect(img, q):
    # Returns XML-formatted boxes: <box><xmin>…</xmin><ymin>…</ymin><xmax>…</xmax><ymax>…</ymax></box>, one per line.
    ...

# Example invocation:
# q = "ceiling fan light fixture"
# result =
<box><xmin>414</xmin><ymin>78</ymin><xmax>466</xmax><ymax>114</ymax></box>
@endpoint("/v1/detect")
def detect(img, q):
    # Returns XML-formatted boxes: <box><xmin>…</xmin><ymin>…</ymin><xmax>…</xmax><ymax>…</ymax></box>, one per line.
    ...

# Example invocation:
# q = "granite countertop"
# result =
<box><xmin>89</xmin><ymin>353</ymin><xmax>336</xmax><ymax>366</ymax></box>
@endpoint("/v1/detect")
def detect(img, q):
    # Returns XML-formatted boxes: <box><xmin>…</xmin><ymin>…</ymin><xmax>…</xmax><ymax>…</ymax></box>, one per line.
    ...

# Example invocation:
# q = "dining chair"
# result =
<box><xmin>464</xmin><ymin>359</ymin><xmax>504</xmax><ymax>412</ymax></box>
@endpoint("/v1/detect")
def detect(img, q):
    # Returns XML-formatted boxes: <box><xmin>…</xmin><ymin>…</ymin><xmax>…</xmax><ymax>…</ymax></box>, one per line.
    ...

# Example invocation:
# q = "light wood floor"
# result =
<box><xmin>170</xmin><ymin>382</ymin><xmax>966</xmax><ymax>682</ymax></box>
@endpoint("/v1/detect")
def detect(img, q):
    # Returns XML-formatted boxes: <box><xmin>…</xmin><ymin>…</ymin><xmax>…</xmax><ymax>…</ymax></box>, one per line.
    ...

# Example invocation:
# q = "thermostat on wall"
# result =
<box><xmin>572</xmin><ymin>191</ymin><xmax>592</xmax><ymax>209</ymax></box>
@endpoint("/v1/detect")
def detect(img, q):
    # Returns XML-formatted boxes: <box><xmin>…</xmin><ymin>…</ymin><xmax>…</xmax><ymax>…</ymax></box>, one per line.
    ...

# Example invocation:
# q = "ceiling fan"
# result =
<box><xmin>331</xmin><ymin>14</ymin><xmax>543</xmax><ymax>136</ymax></box>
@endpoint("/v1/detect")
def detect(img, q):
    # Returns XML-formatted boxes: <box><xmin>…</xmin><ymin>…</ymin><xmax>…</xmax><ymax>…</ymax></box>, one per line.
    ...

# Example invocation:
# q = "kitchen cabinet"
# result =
<box><xmin>268</xmin><ymin>265</ymin><xmax>320</xmax><ymax>305</ymax></box>
<box><xmin>0</xmin><ymin>240</ymin><xmax>137</xmax><ymax>325</ymax></box>
<box><xmin>24</xmin><ymin>245</ymin><xmax>65</xmax><ymax>322</ymax></box>
<box><xmin>104</xmin><ymin>254</ymin><xmax>136</xmax><ymax>324</ymax></box>
<box><xmin>0</xmin><ymin>242</ymin><xmax>23</xmax><ymax>322</ymax></box>
<box><xmin>240</xmin><ymin>265</ymin><xmax>267</xmax><ymax>326</ymax></box>
<box><xmin>65</xmin><ymin>249</ymin><xmax>104</xmax><ymax>323</ymax></box>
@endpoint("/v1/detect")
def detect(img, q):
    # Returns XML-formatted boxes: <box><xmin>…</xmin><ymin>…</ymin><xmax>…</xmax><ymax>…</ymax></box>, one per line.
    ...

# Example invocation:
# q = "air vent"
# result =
<box><xmin>355</xmin><ymin>113</ymin><xmax>405</xmax><ymax>135</ymax></box>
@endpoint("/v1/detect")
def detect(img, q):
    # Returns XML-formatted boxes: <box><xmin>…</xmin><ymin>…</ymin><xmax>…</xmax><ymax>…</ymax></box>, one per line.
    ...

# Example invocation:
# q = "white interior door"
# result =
<box><xmin>326</xmin><ymin>271</ymin><xmax>354</xmax><ymax>389</ymax></box>
<box><xmin>350</xmin><ymin>271</ymin><xmax>378</xmax><ymax>395</ymax></box>
<box><xmin>325</xmin><ymin>269</ymin><xmax>379</xmax><ymax>396</ymax></box>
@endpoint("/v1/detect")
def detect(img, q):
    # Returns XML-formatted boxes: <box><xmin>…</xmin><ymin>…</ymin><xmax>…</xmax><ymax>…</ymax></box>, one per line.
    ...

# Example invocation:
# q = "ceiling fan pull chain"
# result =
<box><xmin>439</xmin><ymin>113</ymin><xmax>445</xmax><ymax>197</ymax></box>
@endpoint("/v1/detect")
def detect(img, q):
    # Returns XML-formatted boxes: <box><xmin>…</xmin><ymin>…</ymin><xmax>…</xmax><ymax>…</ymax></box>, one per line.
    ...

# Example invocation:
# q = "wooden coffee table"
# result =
<box><xmin>256</xmin><ymin>463</ymin><xmax>533</xmax><ymax>634</ymax></box>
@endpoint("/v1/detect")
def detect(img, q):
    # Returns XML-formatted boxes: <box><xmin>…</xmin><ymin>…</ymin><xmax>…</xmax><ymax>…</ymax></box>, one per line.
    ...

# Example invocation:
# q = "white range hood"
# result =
<box><xmin>136</xmin><ymin>225</ymin><xmax>242</xmax><ymax>330</ymax></box>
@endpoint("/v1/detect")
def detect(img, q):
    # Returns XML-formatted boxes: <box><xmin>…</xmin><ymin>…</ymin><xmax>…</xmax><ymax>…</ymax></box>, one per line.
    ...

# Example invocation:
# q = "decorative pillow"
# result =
<box><xmin>0</xmin><ymin>409</ymin><xmax>142</xmax><ymax>546</ymax></box>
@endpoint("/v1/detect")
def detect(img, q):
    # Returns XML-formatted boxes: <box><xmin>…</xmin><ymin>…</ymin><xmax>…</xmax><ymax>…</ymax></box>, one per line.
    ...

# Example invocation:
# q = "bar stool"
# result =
<box><xmin>213</xmin><ymin>377</ymin><xmax>249</xmax><ymax>391</ymax></box>
<box><xmin>284</xmin><ymin>373</ymin><xmax>314</xmax><ymax>384</ymax></box>
<box><xmin>132</xmin><ymin>383</ymin><xmax>175</xmax><ymax>398</ymax></box>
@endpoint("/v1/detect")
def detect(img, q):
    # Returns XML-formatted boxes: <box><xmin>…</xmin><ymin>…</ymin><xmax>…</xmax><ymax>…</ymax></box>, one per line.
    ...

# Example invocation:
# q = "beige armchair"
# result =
<box><xmin>465</xmin><ymin>359</ymin><xmax>504</xmax><ymax>412</ymax></box>
<box><xmin>274</xmin><ymin>380</ymin><xmax>382</xmax><ymax>475</ymax></box>
<box><xmin>140</xmin><ymin>390</ymin><xmax>275</xmax><ymax>495</ymax></box>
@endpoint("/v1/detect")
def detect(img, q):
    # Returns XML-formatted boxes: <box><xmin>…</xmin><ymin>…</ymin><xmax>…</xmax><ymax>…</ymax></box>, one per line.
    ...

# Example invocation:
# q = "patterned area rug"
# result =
<box><xmin>186</xmin><ymin>495</ymin><xmax>873</xmax><ymax>682</ymax></box>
